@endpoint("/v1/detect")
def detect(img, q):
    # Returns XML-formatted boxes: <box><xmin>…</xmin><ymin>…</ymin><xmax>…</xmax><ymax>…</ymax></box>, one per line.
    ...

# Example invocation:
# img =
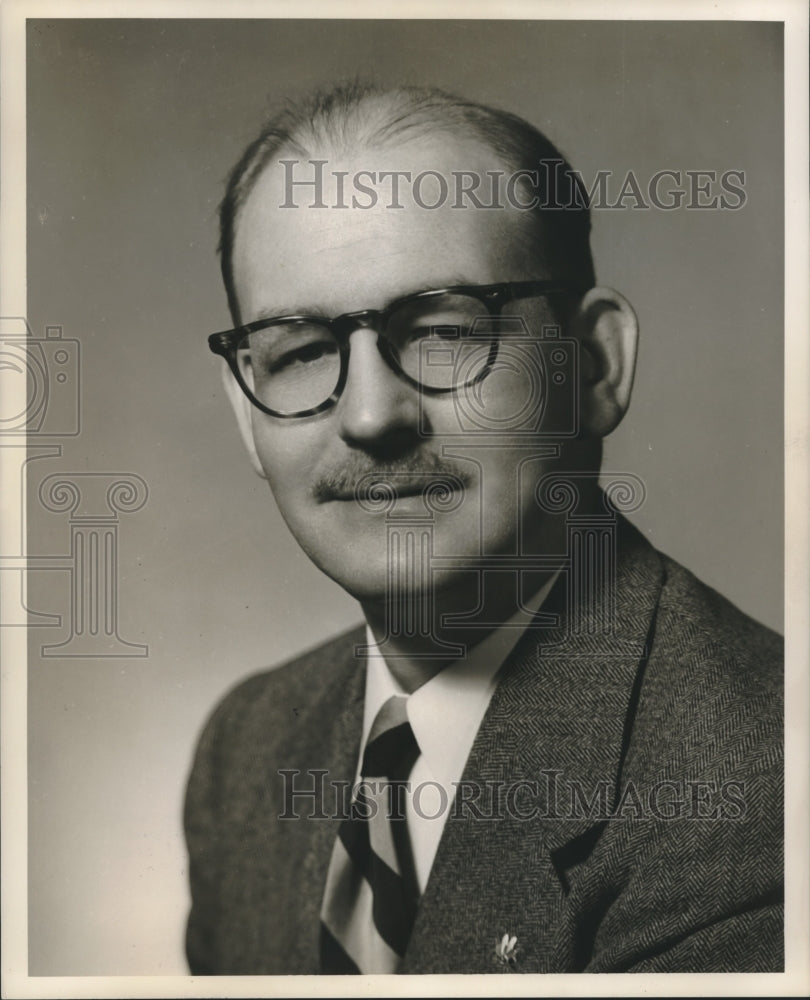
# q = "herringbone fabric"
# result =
<box><xmin>319</xmin><ymin>695</ymin><xmax>420</xmax><ymax>973</ymax></box>
<box><xmin>184</xmin><ymin>514</ymin><xmax>783</xmax><ymax>975</ymax></box>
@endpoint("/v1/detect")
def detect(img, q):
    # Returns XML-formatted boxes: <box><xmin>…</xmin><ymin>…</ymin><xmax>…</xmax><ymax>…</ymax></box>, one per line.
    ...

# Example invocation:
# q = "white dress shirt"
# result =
<box><xmin>360</xmin><ymin>573</ymin><xmax>558</xmax><ymax>893</ymax></box>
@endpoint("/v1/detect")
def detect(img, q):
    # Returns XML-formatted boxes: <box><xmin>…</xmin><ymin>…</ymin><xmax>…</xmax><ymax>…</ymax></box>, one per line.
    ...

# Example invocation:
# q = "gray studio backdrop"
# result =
<box><xmin>25</xmin><ymin>19</ymin><xmax>783</xmax><ymax>975</ymax></box>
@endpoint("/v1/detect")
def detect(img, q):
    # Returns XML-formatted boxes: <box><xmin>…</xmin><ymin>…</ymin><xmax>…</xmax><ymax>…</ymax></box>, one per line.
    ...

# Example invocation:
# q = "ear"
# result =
<box><xmin>575</xmin><ymin>287</ymin><xmax>639</xmax><ymax>438</ymax></box>
<box><xmin>220</xmin><ymin>361</ymin><xmax>267</xmax><ymax>478</ymax></box>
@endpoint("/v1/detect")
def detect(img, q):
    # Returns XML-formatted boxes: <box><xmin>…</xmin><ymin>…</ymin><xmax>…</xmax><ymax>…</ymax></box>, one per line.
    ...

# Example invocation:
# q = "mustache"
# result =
<box><xmin>314</xmin><ymin>452</ymin><xmax>472</xmax><ymax>503</ymax></box>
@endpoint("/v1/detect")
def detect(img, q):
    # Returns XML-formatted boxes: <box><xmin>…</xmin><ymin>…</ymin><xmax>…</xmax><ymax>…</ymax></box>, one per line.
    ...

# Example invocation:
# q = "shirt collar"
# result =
<box><xmin>362</xmin><ymin>572</ymin><xmax>559</xmax><ymax>788</ymax></box>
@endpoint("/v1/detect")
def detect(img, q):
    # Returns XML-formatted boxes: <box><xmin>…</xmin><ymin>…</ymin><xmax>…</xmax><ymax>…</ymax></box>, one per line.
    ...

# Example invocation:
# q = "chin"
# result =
<box><xmin>322</xmin><ymin>558</ymin><xmax>477</xmax><ymax>615</ymax></box>
<box><xmin>313</xmin><ymin>554</ymin><xmax>393</xmax><ymax>604</ymax></box>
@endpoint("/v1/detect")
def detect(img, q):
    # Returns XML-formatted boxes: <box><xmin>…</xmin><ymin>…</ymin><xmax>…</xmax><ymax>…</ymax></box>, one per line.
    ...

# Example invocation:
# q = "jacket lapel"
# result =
<box><xmin>401</xmin><ymin>516</ymin><xmax>664</xmax><ymax>973</ymax></box>
<box><xmin>283</xmin><ymin>630</ymin><xmax>367</xmax><ymax>973</ymax></box>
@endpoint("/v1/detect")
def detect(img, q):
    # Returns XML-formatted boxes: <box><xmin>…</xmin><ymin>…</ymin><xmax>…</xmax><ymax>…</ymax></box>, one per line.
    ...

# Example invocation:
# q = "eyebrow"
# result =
<box><xmin>253</xmin><ymin>304</ymin><xmax>322</xmax><ymax>321</ymax></box>
<box><xmin>251</xmin><ymin>276</ymin><xmax>475</xmax><ymax>323</ymax></box>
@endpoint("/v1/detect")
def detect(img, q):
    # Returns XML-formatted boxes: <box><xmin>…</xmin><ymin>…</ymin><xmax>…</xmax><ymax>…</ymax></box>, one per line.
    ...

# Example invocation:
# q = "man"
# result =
<box><xmin>184</xmin><ymin>82</ymin><xmax>782</xmax><ymax>975</ymax></box>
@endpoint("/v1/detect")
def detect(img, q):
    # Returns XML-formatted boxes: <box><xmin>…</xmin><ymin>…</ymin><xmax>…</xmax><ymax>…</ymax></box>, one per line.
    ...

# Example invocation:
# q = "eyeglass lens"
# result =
<box><xmin>235</xmin><ymin>292</ymin><xmax>506</xmax><ymax>414</ymax></box>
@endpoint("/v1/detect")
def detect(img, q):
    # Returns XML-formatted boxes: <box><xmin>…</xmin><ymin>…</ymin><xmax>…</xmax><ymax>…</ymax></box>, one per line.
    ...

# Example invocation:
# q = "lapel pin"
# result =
<box><xmin>494</xmin><ymin>932</ymin><xmax>518</xmax><ymax>968</ymax></box>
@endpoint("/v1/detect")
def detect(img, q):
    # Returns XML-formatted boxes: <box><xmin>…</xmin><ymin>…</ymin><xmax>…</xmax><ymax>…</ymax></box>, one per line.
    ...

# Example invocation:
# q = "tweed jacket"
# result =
<box><xmin>184</xmin><ymin>515</ymin><xmax>783</xmax><ymax>974</ymax></box>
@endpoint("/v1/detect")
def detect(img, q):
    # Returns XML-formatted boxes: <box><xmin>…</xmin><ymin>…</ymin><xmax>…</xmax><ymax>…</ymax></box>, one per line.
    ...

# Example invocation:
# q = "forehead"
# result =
<box><xmin>231</xmin><ymin>133</ymin><xmax>540</xmax><ymax>319</ymax></box>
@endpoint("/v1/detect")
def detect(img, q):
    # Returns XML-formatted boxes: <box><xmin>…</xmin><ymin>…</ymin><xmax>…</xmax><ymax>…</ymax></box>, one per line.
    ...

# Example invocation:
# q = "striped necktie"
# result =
<box><xmin>320</xmin><ymin>694</ymin><xmax>420</xmax><ymax>973</ymax></box>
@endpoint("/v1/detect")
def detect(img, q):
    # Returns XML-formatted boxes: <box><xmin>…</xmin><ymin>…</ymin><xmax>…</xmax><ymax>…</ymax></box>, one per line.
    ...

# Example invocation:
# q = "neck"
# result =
<box><xmin>360</xmin><ymin>566</ymin><xmax>558</xmax><ymax>693</ymax></box>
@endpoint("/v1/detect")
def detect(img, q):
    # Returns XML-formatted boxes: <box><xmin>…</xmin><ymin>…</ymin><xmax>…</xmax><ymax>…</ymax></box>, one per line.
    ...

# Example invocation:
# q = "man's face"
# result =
<box><xmin>229</xmin><ymin>134</ymin><xmax>578</xmax><ymax>603</ymax></box>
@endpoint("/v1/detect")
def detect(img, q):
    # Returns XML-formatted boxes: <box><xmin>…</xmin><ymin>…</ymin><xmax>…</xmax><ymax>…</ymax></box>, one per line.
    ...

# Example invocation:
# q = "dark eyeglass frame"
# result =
<box><xmin>208</xmin><ymin>279</ymin><xmax>577</xmax><ymax>419</ymax></box>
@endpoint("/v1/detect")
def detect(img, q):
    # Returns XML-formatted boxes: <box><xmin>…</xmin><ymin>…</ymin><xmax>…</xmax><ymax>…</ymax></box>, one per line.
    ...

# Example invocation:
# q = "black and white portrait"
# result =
<box><xmin>3</xmin><ymin>3</ymin><xmax>807</xmax><ymax>996</ymax></box>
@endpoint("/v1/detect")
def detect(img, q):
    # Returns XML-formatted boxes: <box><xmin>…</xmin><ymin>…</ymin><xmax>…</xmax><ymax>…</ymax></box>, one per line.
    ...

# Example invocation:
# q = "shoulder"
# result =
<box><xmin>656</xmin><ymin>551</ymin><xmax>782</xmax><ymax>669</ymax></box>
<box><xmin>652</xmin><ymin>551</ymin><xmax>782</xmax><ymax>710</ymax></box>
<box><xmin>632</xmin><ymin>547</ymin><xmax>782</xmax><ymax>783</ymax></box>
<box><xmin>206</xmin><ymin>624</ymin><xmax>365</xmax><ymax>725</ymax></box>
<box><xmin>585</xmin><ymin>543</ymin><xmax>784</xmax><ymax>972</ymax></box>
<box><xmin>186</xmin><ymin>624</ymin><xmax>365</xmax><ymax>786</ymax></box>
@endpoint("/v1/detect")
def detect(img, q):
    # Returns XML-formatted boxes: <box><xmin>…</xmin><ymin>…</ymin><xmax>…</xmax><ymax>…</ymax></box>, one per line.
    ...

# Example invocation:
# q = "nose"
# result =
<box><xmin>335</xmin><ymin>328</ymin><xmax>421</xmax><ymax>450</ymax></box>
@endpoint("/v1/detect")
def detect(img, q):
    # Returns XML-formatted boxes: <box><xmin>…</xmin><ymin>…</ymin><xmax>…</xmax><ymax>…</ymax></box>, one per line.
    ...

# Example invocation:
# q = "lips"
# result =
<box><xmin>329</xmin><ymin>476</ymin><xmax>462</xmax><ymax>502</ymax></box>
<box><xmin>314</xmin><ymin>460</ymin><xmax>472</xmax><ymax>504</ymax></box>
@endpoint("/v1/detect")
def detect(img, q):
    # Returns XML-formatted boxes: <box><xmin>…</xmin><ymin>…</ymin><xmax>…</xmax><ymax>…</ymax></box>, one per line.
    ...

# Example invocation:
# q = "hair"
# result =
<box><xmin>218</xmin><ymin>81</ymin><xmax>596</xmax><ymax>323</ymax></box>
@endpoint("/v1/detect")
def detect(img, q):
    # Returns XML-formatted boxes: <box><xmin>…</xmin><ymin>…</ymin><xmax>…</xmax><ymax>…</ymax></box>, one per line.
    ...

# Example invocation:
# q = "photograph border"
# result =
<box><xmin>2</xmin><ymin>1</ymin><xmax>807</xmax><ymax>997</ymax></box>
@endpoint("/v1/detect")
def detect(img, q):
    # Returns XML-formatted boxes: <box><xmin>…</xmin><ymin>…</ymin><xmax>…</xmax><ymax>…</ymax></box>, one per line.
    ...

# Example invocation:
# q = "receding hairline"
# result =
<box><xmin>227</xmin><ymin>85</ymin><xmax>546</xmax><ymax>232</ymax></box>
<box><xmin>219</xmin><ymin>81</ymin><xmax>595</xmax><ymax>323</ymax></box>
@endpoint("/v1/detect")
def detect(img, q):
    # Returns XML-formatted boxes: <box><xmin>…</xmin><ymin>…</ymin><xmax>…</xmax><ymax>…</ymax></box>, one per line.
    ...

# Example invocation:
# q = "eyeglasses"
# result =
<box><xmin>208</xmin><ymin>280</ymin><xmax>575</xmax><ymax>418</ymax></box>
